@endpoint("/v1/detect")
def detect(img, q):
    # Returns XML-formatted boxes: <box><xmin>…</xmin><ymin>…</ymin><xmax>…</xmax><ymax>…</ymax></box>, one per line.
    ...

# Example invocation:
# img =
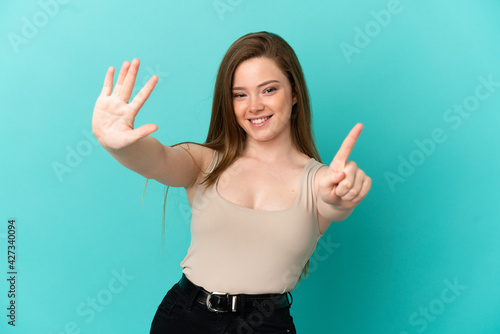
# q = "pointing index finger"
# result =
<box><xmin>330</xmin><ymin>123</ymin><xmax>363</xmax><ymax>171</ymax></box>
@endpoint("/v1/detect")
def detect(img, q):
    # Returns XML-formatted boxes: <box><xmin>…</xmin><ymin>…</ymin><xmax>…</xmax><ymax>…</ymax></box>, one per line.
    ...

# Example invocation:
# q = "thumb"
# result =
<box><xmin>131</xmin><ymin>123</ymin><xmax>158</xmax><ymax>141</ymax></box>
<box><xmin>332</xmin><ymin>171</ymin><xmax>345</xmax><ymax>184</ymax></box>
<box><xmin>320</xmin><ymin>170</ymin><xmax>346</xmax><ymax>189</ymax></box>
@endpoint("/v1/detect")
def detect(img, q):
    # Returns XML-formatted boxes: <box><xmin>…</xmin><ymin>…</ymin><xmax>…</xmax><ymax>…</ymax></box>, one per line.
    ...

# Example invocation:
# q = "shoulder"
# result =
<box><xmin>313</xmin><ymin>161</ymin><xmax>332</xmax><ymax>226</ymax></box>
<box><xmin>175</xmin><ymin>143</ymin><xmax>217</xmax><ymax>186</ymax></box>
<box><xmin>312</xmin><ymin>160</ymin><xmax>328</xmax><ymax>193</ymax></box>
<box><xmin>176</xmin><ymin>143</ymin><xmax>216</xmax><ymax>167</ymax></box>
<box><xmin>312</xmin><ymin>159</ymin><xmax>328</xmax><ymax>185</ymax></box>
<box><xmin>301</xmin><ymin>156</ymin><xmax>328</xmax><ymax>195</ymax></box>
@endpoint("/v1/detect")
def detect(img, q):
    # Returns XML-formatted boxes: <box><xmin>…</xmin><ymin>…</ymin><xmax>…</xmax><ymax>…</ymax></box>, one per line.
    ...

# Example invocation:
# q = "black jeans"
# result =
<box><xmin>150</xmin><ymin>276</ymin><xmax>297</xmax><ymax>334</ymax></box>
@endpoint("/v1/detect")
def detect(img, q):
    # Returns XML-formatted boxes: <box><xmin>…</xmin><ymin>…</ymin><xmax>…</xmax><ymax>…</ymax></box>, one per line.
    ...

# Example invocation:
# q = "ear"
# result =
<box><xmin>292</xmin><ymin>91</ymin><xmax>298</xmax><ymax>105</ymax></box>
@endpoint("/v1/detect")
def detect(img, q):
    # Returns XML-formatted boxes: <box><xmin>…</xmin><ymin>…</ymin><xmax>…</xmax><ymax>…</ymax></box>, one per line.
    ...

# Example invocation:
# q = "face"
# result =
<box><xmin>231</xmin><ymin>57</ymin><xmax>297</xmax><ymax>145</ymax></box>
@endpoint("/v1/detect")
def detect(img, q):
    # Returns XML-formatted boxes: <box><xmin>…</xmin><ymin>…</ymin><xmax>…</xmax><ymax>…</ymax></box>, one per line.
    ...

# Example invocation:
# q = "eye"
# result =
<box><xmin>232</xmin><ymin>92</ymin><xmax>246</xmax><ymax>98</ymax></box>
<box><xmin>264</xmin><ymin>87</ymin><xmax>277</xmax><ymax>94</ymax></box>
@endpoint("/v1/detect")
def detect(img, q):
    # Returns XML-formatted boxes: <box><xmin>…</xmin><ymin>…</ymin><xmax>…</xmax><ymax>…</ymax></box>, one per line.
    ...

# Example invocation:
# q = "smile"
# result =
<box><xmin>249</xmin><ymin>116</ymin><xmax>272</xmax><ymax>125</ymax></box>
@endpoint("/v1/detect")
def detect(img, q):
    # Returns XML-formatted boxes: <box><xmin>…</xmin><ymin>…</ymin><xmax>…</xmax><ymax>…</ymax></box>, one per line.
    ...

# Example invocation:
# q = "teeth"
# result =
<box><xmin>250</xmin><ymin>116</ymin><xmax>270</xmax><ymax>124</ymax></box>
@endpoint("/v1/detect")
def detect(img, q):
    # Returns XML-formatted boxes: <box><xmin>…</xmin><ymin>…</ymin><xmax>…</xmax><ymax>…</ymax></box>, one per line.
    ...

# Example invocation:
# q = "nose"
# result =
<box><xmin>249</xmin><ymin>94</ymin><xmax>264</xmax><ymax>113</ymax></box>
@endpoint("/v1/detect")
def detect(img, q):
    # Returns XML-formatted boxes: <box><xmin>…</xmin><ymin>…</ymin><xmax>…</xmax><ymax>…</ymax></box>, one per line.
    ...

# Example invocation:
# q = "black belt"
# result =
<box><xmin>178</xmin><ymin>274</ymin><xmax>292</xmax><ymax>313</ymax></box>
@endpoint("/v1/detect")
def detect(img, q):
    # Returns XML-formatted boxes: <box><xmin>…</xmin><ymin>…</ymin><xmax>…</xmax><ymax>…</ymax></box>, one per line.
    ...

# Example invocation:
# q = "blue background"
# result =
<box><xmin>1</xmin><ymin>0</ymin><xmax>499</xmax><ymax>333</ymax></box>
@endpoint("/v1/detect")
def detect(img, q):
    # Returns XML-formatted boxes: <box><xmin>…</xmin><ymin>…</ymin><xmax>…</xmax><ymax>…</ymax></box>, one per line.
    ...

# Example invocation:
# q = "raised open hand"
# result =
<box><xmin>92</xmin><ymin>58</ymin><xmax>159</xmax><ymax>150</ymax></box>
<box><xmin>318</xmin><ymin>123</ymin><xmax>371</xmax><ymax>210</ymax></box>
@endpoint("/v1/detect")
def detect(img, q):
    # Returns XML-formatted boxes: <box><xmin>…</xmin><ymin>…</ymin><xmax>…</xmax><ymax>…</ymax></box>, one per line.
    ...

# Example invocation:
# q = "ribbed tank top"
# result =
<box><xmin>180</xmin><ymin>150</ymin><xmax>327</xmax><ymax>294</ymax></box>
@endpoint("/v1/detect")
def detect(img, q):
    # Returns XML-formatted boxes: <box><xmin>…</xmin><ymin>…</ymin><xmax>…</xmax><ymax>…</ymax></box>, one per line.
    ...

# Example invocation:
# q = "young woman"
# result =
<box><xmin>92</xmin><ymin>31</ymin><xmax>371</xmax><ymax>333</ymax></box>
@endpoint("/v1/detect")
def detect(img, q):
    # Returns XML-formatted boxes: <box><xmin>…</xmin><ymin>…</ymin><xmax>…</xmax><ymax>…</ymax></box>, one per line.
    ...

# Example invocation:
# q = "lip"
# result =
<box><xmin>248</xmin><ymin>115</ymin><xmax>272</xmax><ymax>127</ymax></box>
<box><xmin>248</xmin><ymin>115</ymin><xmax>272</xmax><ymax>120</ymax></box>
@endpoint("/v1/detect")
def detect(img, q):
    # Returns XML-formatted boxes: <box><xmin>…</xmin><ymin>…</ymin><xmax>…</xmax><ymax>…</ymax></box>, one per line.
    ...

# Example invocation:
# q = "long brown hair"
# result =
<box><xmin>145</xmin><ymin>31</ymin><xmax>322</xmax><ymax>284</ymax></box>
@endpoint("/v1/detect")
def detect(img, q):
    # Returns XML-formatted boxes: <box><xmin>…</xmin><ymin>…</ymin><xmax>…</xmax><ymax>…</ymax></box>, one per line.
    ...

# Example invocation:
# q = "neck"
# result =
<box><xmin>241</xmin><ymin>131</ymin><xmax>298</xmax><ymax>163</ymax></box>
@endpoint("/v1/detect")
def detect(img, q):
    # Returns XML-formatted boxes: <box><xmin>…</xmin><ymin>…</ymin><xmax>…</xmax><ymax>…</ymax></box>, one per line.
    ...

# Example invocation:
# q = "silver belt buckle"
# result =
<box><xmin>206</xmin><ymin>291</ymin><xmax>238</xmax><ymax>312</ymax></box>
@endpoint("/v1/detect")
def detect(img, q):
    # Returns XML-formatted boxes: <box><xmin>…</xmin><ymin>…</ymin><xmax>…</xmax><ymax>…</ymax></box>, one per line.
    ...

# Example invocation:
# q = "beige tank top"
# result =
<box><xmin>180</xmin><ymin>150</ymin><xmax>327</xmax><ymax>294</ymax></box>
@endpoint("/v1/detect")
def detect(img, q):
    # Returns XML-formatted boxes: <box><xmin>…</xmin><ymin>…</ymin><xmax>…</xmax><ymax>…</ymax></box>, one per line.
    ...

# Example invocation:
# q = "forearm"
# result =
<box><xmin>317</xmin><ymin>198</ymin><xmax>354</xmax><ymax>222</ymax></box>
<box><xmin>103</xmin><ymin>136</ymin><xmax>166</xmax><ymax>179</ymax></box>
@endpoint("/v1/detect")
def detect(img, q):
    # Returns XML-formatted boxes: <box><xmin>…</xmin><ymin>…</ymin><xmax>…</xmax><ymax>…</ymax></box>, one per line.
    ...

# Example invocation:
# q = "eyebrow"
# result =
<box><xmin>232</xmin><ymin>80</ymin><xmax>280</xmax><ymax>90</ymax></box>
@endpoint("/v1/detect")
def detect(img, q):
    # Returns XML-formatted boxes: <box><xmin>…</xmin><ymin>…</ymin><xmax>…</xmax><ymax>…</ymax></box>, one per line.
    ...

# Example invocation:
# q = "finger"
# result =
<box><xmin>119</xmin><ymin>58</ymin><xmax>140</xmax><ymax>103</ymax></box>
<box><xmin>100</xmin><ymin>66</ymin><xmax>114</xmax><ymax>96</ymax></box>
<box><xmin>350</xmin><ymin>176</ymin><xmax>371</xmax><ymax>203</ymax></box>
<box><xmin>130</xmin><ymin>75</ymin><xmax>158</xmax><ymax>113</ymax></box>
<box><xmin>330</xmin><ymin>123</ymin><xmax>363</xmax><ymax>172</ymax></box>
<box><xmin>336</xmin><ymin>162</ymin><xmax>358</xmax><ymax>197</ymax></box>
<box><xmin>130</xmin><ymin>123</ymin><xmax>158</xmax><ymax>142</ymax></box>
<box><xmin>340</xmin><ymin>169</ymin><xmax>365</xmax><ymax>201</ymax></box>
<box><xmin>319</xmin><ymin>169</ymin><xmax>345</xmax><ymax>191</ymax></box>
<box><xmin>113</xmin><ymin>60</ymin><xmax>131</xmax><ymax>96</ymax></box>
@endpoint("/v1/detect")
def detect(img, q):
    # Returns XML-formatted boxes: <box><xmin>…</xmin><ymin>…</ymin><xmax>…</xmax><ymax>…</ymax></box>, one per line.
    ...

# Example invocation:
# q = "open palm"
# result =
<box><xmin>92</xmin><ymin>58</ymin><xmax>159</xmax><ymax>150</ymax></box>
